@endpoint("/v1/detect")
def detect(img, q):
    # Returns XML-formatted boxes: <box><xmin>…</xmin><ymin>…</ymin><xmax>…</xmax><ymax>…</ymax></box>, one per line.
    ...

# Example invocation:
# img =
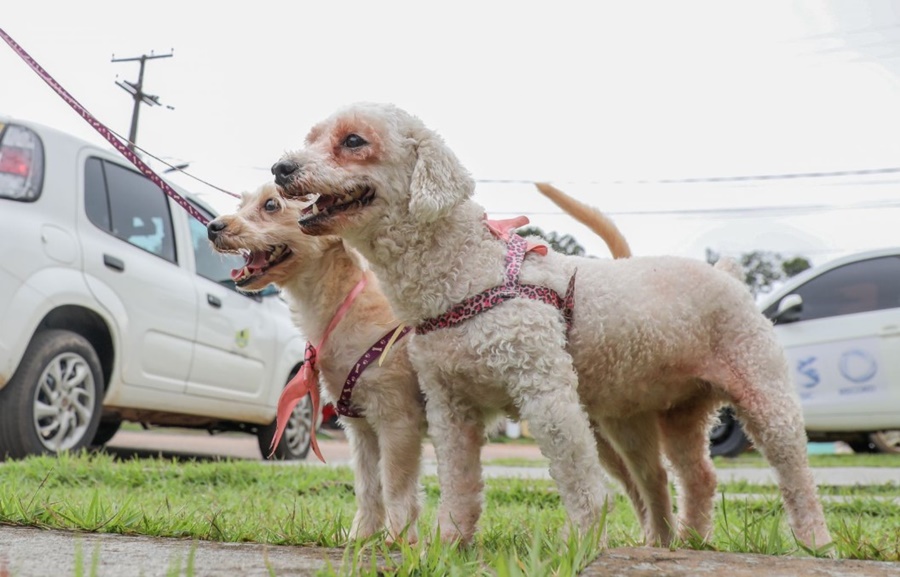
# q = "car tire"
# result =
<box><xmin>869</xmin><ymin>430</ymin><xmax>900</xmax><ymax>454</ymax></box>
<box><xmin>257</xmin><ymin>391</ymin><xmax>313</xmax><ymax>461</ymax></box>
<box><xmin>90</xmin><ymin>419</ymin><xmax>123</xmax><ymax>447</ymax></box>
<box><xmin>0</xmin><ymin>330</ymin><xmax>104</xmax><ymax>460</ymax></box>
<box><xmin>709</xmin><ymin>407</ymin><xmax>752</xmax><ymax>458</ymax></box>
<box><xmin>847</xmin><ymin>437</ymin><xmax>878</xmax><ymax>454</ymax></box>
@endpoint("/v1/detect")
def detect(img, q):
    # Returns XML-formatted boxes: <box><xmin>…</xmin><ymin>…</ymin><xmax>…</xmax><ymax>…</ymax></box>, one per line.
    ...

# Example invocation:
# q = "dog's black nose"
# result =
<box><xmin>271</xmin><ymin>159</ymin><xmax>300</xmax><ymax>186</ymax></box>
<box><xmin>207</xmin><ymin>218</ymin><xmax>226</xmax><ymax>241</ymax></box>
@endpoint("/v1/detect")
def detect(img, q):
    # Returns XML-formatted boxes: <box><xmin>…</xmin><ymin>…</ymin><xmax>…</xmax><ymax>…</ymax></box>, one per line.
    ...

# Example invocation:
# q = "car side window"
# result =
<box><xmin>784</xmin><ymin>256</ymin><xmax>900</xmax><ymax>322</ymax></box>
<box><xmin>187</xmin><ymin>203</ymin><xmax>244</xmax><ymax>287</ymax></box>
<box><xmin>84</xmin><ymin>158</ymin><xmax>177</xmax><ymax>263</ymax></box>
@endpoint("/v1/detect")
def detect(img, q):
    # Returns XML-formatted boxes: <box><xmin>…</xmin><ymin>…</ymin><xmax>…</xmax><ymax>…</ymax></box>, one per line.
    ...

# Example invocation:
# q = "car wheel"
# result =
<box><xmin>870</xmin><ymin>430</ymin><xmax>900</xmax><ymax>454</ymax></box>
<box><xmin>847</xmin><ymin>437</ymin><xmax>878</xmax><ymax>454</ymax></box>
<box><xmin>0</xmin><ymin>330</ymin><xmax>104</xmax><ymax>460</ymax></box>
<box><xmin>90</xmin><ymin>419</ymin><xmax>123</xmax><ymax>447</ymax></box>
<box><xmin>257</xmin><ymin>392</ymin><xmax>313</xmax><ymax>460</ymax></box>
<box><xmin>709</xmin><ymin>407</ymin><xmax>752</xmax><ymax>458</ymax></box>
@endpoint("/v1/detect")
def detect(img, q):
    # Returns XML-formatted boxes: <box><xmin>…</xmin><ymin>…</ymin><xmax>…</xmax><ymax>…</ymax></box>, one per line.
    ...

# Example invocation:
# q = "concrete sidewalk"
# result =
<box><xmin>4</xmin><ymin>522</ymin><xmax>900</xmax><ymax>577</ymax></box>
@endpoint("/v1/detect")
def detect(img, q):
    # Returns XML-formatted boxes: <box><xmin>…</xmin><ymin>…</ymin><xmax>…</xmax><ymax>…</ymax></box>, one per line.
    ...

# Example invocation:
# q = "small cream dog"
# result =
<box><xmin>208</xmin><ymin>184</ymin><xmax>425</xmax><ymax>543</ymax></box>
<box><xmin>271</xmin><ymin>102</ymin><xmax>832</xmax><ymax>550</ymax></box>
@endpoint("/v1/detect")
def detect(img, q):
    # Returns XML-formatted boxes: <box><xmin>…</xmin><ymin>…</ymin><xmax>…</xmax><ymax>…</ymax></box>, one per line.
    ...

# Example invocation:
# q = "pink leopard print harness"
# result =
<box><xmin>417</xmin><ymin>221</ymin><xmax>576</xmax><ymax>336</ymax></box>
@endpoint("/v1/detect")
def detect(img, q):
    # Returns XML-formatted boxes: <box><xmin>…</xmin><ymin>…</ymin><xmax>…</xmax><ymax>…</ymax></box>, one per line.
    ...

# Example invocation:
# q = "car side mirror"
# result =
<box><xmin>257</xmin><ymin>284</ymin><xmax>280</xmax><ymax>298</ymax></box>
<box><xmin>773</xmin><ymin>293</ymin><xmax>803</xmax><ymax>324</ymax></box>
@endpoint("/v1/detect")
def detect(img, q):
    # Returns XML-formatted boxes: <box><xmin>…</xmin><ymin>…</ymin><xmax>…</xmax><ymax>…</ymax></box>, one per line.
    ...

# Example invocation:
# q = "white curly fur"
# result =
<box><xmin>273</xmin><ymin>102</ymin><xmax>832</xmax><ymax>550</ymax></box>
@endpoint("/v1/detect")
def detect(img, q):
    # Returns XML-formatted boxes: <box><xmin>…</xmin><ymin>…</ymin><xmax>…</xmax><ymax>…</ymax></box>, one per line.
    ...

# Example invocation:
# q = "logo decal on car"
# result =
<box><xmin>797</xmin><ymin>357</ymin><xmax>820</xmax><ymax>389</ymax></box>
<box><xmin>839</xmin><ymin>349</ymin><xmax>877</xmax><ymax>384</ymax></box>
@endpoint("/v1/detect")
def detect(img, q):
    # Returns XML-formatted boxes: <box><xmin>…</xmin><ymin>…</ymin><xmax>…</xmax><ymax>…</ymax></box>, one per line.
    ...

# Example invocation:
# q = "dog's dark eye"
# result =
<box><xmin>264</xmin><ymin>198</ymin><xmax>280</xmax><ymax>212</ymax></box>
<box><xmin>342</xmin><ymin>134</ymin><xmax>368</xmax><ymax>149</ymax></box>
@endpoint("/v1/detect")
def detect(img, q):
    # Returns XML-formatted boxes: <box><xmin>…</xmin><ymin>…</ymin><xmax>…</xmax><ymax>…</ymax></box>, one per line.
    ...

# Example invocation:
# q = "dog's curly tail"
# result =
<box><xmin>714</xmin><ymin>257</ymin><xmax>745</xmax><ymax>282</ymax></box>
<box><xmin>534</xmin><ymin>182</ymin><xmax>632</xmax><ymax>259</ymax></box>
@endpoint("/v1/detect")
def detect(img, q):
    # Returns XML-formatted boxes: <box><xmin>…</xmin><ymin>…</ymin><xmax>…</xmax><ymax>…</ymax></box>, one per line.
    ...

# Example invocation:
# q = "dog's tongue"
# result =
<box><xmin>230</xmin><ymin>251</ymin><xmax>268</xmax><ymax>280</ymax></box>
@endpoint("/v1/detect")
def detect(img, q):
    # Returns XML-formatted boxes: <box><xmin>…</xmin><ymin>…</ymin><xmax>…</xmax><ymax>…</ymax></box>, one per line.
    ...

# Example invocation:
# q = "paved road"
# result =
<box><xmin>105</xmin><ymin>430</ymin><xmax>900</xmax><ymax>486</ymax></box>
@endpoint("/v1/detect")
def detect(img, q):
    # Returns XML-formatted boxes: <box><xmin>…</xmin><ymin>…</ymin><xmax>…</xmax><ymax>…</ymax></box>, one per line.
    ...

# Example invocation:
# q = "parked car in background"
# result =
<box><xmin>0</xmin><ymin>116</ymin><xmax>315</xmax><ymax>460</ymax></box>
<box><xmin>710</xmin><ymin>248</ymin><xmax>900</xmax><ymax>456</ymax></box>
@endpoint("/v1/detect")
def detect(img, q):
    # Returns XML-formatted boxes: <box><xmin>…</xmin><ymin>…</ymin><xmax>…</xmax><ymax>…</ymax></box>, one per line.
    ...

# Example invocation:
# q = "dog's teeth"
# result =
<box><xmin>312</xmin><ymin>203</ymin><xmax>320</xmax><ymax>215</ymax></box>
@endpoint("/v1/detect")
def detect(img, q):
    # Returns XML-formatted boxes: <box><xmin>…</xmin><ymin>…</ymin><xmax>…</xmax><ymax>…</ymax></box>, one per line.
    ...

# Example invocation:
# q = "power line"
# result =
<box><xmin>486</xmin><ymin>200</ymin><xmax>900</xmax><ymax>219</ymax></box>
<box><xmin>476</xmin><ymin>165</ymin><xmax>900</xmax><ymax>187</ymax></box>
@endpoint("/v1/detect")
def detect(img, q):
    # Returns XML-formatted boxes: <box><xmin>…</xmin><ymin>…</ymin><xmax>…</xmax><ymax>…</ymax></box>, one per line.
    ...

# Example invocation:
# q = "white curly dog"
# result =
<box><xmin>206</xmin><ymin>181</ymin><xmax>632</xmax><ymax>544</ymax></box>
<box><xmin>271</xmin><ymin>102</ymin><xmax>831</xmax><ymax>550</ymax></box>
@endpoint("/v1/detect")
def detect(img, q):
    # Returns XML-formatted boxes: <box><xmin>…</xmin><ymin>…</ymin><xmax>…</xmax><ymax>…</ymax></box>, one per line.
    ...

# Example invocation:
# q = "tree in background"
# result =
<box><xmin>517</xmin><ymin>226</ymin><xmax>587</xmax><ymax>257</ymax></box>
<box><xmin>782</xmin><ymin>256</ymin><xmax>813</xmax><ymax>278</ymax></box>
<box><xmin>706</xmin><ymin>248</ymin><xmax>812</xmax><ymax>297</ymax></box>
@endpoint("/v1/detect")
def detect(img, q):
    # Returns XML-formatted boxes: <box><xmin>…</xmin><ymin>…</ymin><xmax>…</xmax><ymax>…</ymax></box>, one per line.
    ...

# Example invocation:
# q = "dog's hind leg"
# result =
<box><xmin>378</xmin><ymin>411</ymin><xmax>426</xmax><ymax>544</ymax></box>
<box><xmin>660</xmin><ymin>396</ymin><xmax>721</xmax><ymax>542</ymax></box>
<box><xmin>591</xmin><ymin>420</ymin><xmax>646</xmax><ymax>536</ymax></box>
<box><xmin>344</xmin><ymin>420</ymin><xmax>386</xmax><ymax>540</ymax></box>
<box><xmin>731</xmin><ymin>387</ymin><xmax>831</xmax><ymax>550</ymax></box>
<box><xmin>708</xmin><ymin>340</ymin><xmax>832</xmax><ymax>550</ymax></box>
<box><xmin>602</xmin><ymin>414</ymin><xmax>675</xmax><ymax>546</ymax></box>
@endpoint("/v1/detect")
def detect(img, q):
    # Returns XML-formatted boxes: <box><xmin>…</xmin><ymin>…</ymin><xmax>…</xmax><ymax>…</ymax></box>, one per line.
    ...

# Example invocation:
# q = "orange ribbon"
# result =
<box><xmin>268</xmin><ymin>275</ymin><xmax>369</xmax><ymax>462</ymax></box>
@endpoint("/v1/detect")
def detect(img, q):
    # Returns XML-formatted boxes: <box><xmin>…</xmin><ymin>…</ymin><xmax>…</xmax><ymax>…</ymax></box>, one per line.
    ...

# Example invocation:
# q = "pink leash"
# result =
<box><xmin>0</xmin><ymin>28</ymin><xmax>239</xmax><ymax>227</ymax></box>
<box><xmin>268</xmin><ymin>276</ymin><xmax>369</xmax><ymax>462</ymax></box>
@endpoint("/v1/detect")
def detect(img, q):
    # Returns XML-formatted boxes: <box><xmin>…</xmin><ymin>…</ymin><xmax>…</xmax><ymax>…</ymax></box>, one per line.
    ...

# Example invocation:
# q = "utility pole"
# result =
<box><xmin>111</xmin><ymin>50</ymin><xmax>174</xmax><ymax>151</ymax></box>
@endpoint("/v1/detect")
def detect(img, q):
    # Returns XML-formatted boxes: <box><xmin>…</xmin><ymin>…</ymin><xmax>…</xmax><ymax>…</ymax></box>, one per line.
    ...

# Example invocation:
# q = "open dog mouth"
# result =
<box><xmin>230</xmin><ymin>244</ymin><xmax>293</xmax><ymax>286</ymax></box>
<box><xmin>297</xmin><ymin>185</ymin><xmax>375</xmax><ymax>227</ymax></box>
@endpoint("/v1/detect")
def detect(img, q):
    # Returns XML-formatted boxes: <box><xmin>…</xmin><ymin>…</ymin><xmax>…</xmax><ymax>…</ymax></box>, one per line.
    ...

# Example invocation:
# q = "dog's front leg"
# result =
<box><xmin>514</xmin><ymin>360</ymin><xmax>613</xmax><ymax>542</ymax></box>
<box><xmin>424</xmin><ymin>382</ymin><xmax>486</xmax><ymax>546</ymax></box>
<box><xmin>344</xmin><ymin>419</ymin><xmax>386</xmax><ymax>541</ymax></box>
<box><xmin>378</xmin><ymin>411</ymin><xmax>426</xmax><ymax>544</ymax></box>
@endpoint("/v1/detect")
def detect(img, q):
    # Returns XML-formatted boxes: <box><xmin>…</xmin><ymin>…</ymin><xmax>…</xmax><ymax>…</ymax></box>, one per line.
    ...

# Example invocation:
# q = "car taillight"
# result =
<box><xmin>0</xmin><ymin>123</ymin><xmax>44</xmax><ymax>201</ymax></box>
<box><xmin>0</xmin><ymin>145</ymin><xmax>32</xmax><ymax>177</ymax></box>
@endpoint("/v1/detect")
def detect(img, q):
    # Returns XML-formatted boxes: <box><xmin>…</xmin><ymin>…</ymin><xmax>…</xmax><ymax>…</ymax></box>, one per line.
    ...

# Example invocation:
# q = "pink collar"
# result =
<box><xmin>268</xmin><ymin>275</ymin><xmax>369</xmax><ymax>462</ymax></box>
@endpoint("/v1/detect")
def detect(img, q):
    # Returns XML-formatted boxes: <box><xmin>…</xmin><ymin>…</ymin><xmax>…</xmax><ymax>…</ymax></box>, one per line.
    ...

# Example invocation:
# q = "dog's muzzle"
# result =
<box><xmin>272</xmin><ymin>159</ymin><xmax>300</xmax><ymax>187</ymax></box>
<box><xmin>207</xmin><ymin>218</ymin><xmax>226</xmax><ymax>241</ymax></box>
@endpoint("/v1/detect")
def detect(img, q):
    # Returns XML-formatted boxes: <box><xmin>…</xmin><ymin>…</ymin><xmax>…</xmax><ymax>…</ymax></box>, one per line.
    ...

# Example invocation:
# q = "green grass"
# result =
<box><xmin>0</xmin><ymin>451</ymin><xmax>898</xmax><ymax>576</ymax></box>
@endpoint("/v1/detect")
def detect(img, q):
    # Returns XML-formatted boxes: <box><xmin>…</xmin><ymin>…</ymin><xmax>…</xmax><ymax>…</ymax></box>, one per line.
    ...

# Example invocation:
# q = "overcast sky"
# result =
<box><xmin>5</xmin><ymin>1</ymin><xmax>900</xmax><ymax>265</ymax></box>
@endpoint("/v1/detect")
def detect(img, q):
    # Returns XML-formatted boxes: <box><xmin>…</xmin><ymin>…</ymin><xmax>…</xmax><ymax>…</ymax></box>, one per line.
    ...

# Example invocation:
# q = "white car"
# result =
<box><xmin>711</xmin><ymin>248</ymin><xmax>900</xmax><ymax>455</ymax></box>
<box><xmin>0</xmin><ymin>116</ymin><xmax>314</xmax><ymax>460</ymax></box>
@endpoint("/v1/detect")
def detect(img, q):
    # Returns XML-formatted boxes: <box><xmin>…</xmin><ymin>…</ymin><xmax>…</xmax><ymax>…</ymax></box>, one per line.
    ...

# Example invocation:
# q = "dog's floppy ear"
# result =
<box><xmin>408</xmin><ymin>129</ymin><xmax>475</xmax><ymax>223</ymax></box>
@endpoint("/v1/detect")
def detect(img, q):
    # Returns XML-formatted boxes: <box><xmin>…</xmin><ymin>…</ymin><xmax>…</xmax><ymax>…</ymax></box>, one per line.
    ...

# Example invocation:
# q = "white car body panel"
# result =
<box><xmin>760</xmin><ymin>248</ymin><xmax>900</xmax><ymax>434</ymax></box>
<box><xmin>0</xmin><ymin>115</ymin><xmax>307</xmax><ymax>440</ymax></box>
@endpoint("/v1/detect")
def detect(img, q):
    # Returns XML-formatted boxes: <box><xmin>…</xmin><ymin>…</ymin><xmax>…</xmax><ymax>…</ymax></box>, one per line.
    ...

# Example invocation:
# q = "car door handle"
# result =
<box><xmin>207</xmin><ymin>294</ymin><xmax>222</xmax><ymax>308</ymax></box>
<box><xmin>103</xmin><ymin>254</ymin><xmax>125</xmax><ymax>272</ymax></box>
<box><xmin>880</xmin><ymin>325</ymin><xmax>900</xmax><ymax>337</ymax></box>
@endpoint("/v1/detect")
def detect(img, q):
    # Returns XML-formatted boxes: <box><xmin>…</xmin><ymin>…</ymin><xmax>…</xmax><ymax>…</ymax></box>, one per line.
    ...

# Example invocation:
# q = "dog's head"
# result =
<box><xmin>272</xmin><ymin>102</ymin><xmax>475</xmax><ymax>237</ymax></box>
<box><xmin>207</xmin><ymin>182</ymin><xmax>320</xmax><ymax>291</ymax></box>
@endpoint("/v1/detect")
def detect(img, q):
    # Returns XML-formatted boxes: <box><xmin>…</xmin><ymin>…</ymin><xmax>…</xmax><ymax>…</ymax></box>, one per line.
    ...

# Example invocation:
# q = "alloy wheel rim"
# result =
<box><xmin>32</xmin><ymin>352</ymin><xmax>96</xmax><ymax>451</ymax></box>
